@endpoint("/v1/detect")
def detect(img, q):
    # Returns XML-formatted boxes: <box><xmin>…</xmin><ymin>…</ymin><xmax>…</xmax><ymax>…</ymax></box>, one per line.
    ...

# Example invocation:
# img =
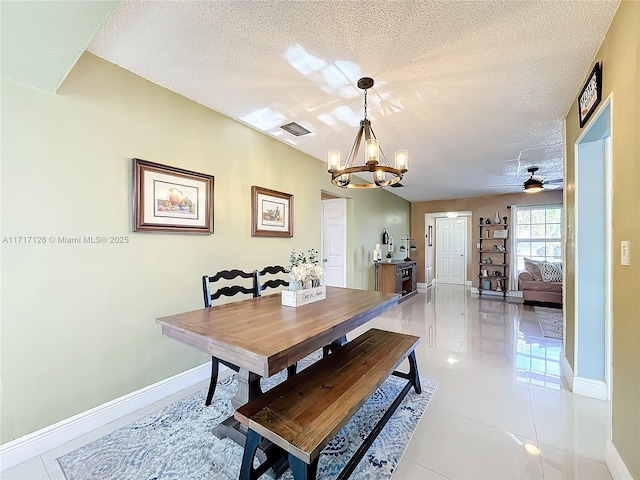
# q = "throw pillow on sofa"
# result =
<box><xmin>540</xmin><ymin>261</ymin><xmax>563</xmax><ymax>282</ymax></box>
<box><xmin>524</xmin><ymin>257</ymin><xmax>543</xmax><ymax>280</ymax></box>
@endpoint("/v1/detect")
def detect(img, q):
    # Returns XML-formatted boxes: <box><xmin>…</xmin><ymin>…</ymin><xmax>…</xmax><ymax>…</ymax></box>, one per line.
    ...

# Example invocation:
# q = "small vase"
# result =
<box><xmin>289</xmin><ymin>279</ymin><xmax>300</xmax><ymax>292</ymax></box>
<box><xmin>494</xmin><ymin>212</ymin><xmax>500</xmax><ymax>224</ymax></box>
<box><xmin>304</xmin><ymin>279</ymin><xmax>313</xmax><ymax>289</ymax></box>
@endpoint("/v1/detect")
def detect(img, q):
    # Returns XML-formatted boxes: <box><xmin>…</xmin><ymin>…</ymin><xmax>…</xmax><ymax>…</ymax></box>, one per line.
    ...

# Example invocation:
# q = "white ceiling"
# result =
<box><xmin>4</xmin><ymin>1</ymin><xmax>620</xmax><ymax>202</ymax></box>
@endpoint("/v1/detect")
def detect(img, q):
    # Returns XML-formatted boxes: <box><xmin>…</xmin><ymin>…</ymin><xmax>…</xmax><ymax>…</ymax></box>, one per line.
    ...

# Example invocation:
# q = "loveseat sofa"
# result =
<box><xmin>518</xmin><ymin>258</ymin><xmax>563</xmax><ymax>306</ymax></box>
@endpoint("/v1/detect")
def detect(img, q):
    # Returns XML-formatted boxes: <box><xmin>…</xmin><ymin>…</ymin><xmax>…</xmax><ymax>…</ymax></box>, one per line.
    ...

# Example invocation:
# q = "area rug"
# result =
<box><xmin>57</xmin><ymin>355</ymin><xmax>437</xmax><ymax>480</ymax></box>
<box><xmin>534</xmin><ymin>306</ymin><xmax>563</xmax><ymax>339</ymax></box>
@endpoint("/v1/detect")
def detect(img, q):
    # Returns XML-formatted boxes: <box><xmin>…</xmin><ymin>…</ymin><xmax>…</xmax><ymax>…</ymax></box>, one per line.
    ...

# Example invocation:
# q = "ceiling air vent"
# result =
<box><xmin>280</xmin><ymin>122</ymin><xmax>311</xmax><ymax>137</ymax></box>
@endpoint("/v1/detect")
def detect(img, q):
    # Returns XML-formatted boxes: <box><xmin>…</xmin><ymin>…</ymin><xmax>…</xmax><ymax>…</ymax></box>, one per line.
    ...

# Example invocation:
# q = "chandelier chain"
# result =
<box><xmin>363</xmin><ymin>89</ymin><xmax>368</xmax><ymax>120</ymax></box>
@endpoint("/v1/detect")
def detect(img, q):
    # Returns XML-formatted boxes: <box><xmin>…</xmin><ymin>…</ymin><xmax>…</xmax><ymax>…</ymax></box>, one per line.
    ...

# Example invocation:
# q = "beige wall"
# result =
<box><xmin>0</xmin><ymin>53</ymin><xmax>410</xmax><ymax>444</ymax></box>
<box><xmin>411</xmin><ymin>191</ymin><xmax>563</xmax><ymax>286</ymax></box>
<box><xmin>564</xmin><ymin>2</ymin><xmax>640</xmax><ymax>477</ymax></box>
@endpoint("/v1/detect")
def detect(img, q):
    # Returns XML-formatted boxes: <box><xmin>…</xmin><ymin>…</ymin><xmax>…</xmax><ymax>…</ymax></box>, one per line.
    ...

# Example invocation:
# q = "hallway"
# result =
<box><xmin>366</xmin><ymin>284</ymin><xmax>612</xmax><ymax>479</ymax></box>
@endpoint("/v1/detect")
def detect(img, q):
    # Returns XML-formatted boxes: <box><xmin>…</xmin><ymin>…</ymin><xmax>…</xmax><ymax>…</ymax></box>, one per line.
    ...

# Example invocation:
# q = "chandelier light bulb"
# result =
<box><xmin>365</xmin><ymin>139</ymin><xmax>379</xmax><ymax>165</ymax></box>
<box><xmin>395</xmin><ymin>149</ymin><xmax>408</xmax><ymax>172</ymax></box>
<box><xmin>374</xmin><ymin>169</ymin><xmax>386</xmax><ymax>185</ymax></box>
<box><xmin>327</xmin><ymin>149</ymin><xmax>341</xmax><ymax>173</ymax></box>
<box><xmin>337</xmin><ymin>173</ymin><xmax>351</xmax><ymax>187</ymax></box>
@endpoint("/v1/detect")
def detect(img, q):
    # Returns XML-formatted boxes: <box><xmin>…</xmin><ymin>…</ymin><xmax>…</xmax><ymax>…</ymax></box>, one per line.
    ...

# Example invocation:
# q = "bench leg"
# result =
<box><xmin>205</xmin><ymin>356</ymin><xmax>220</xmax><ymax>406</ymax></box>
<box><xmin>239</xmin><ymin>429</ymin><xmax>262</xmax><ymax>480</ymax></box>
<box><xmin>408</xmin><ymin>351</ymin><xmax>422</xmax><ymax>394</ymax></box>
<box><xmin>288</xmin><ymin>455</ymin><xmax>319</xmax><ymax>480</ymax></box>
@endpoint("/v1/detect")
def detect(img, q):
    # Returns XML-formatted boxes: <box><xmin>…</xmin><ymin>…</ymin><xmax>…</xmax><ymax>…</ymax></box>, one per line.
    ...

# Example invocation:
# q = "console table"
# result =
<box><xmin>375</xmin><ymin>261</ymin><xmax>418</xmax><ymax>302</ymax></box>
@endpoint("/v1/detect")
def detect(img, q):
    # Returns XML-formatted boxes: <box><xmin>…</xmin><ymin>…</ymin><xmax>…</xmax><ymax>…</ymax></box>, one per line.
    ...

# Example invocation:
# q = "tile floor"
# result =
<box><xmin>2</xmin><ymin>284</ymin><xmax>613</xmax><ymax>480</ymax></box>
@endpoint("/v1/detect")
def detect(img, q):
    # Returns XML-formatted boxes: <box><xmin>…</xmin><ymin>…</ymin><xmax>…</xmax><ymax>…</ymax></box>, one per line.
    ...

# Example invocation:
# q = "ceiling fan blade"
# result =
<box><xmin>545</xmin><ymin>178</ymin><xmax>563</xmax><ymax>184</ymax></box>
<box><xmin>487</xmin><ymin>184</ymin><xmax>522</xmax><ymax>188</ymax></box>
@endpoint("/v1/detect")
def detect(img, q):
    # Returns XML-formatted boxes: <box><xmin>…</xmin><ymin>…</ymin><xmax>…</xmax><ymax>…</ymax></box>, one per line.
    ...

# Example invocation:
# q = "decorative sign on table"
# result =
<box><xmin>578</xmin><ymin>62</ymin><xmax>602</xmax><ymax>128</ymax></box>
<box><xmin>282</xmin><ymin>285</ymin><xmax>326</xmax><ymax>307</ymax></box>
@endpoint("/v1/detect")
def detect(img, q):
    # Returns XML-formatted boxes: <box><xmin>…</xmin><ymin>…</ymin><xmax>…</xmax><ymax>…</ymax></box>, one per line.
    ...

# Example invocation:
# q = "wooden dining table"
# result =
<box><xmin>156</xmin><ymin>286</ymin><xmax>400</xmax><ymax>409</ymax></box>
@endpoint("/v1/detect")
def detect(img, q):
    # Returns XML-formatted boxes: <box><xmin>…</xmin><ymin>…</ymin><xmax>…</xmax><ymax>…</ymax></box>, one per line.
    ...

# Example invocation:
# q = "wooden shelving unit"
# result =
<box><xmin>478</xmin><ymin>220</ymin><xmax>509</xmax><ymax>299</ymax></box>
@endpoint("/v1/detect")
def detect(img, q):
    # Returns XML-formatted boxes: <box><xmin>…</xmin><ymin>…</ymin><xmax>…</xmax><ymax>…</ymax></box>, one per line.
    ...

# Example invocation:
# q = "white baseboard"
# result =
<box><xmin>605</xmin><ymin>440</ymin><xmax>633</xmax><ymax>480</ymax></box>
<box><xmin>417</xmin><ymin>282</ymin><xmax>430</xmax><ymax>291</ymax></box>
<box><xmin>0</xmin><ymin>362</ymin><xmax>211</xmax><ymax>471</ymax></box>
<box><xmin>560</xmin><ymin>353</ymin><xmax>574</xmax><ymax>391</ymax></box>
<box><xmin>573</xmin><ymin>376</ymin><xmax>609</xmax><ymax>400</ymax></box>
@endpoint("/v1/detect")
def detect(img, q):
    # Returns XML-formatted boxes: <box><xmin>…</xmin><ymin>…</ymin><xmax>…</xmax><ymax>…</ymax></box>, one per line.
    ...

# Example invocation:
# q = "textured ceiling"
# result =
<box><xmin>86</xmin><ymin>1</ymin><xmax>619</xmax><ymax>201</ymax></box>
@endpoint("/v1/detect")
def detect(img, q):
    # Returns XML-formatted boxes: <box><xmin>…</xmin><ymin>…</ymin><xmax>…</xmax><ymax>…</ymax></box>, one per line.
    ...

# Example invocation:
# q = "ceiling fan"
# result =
<box><xmin>489</xmin><ymin>167</ymin><xmax>563</xmax><ymax>193</ymax></box>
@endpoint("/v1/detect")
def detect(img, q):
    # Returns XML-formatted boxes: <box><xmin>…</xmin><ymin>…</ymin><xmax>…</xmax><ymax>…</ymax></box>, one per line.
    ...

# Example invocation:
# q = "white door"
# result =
<box><xmin>436</xmin><ymin>217</ymin><xmax>467</xmax><ymax>285</ymax></box>
<box><xmin>322</xmin><ymin>199</ymin><xmax>346</xmax><ymax>287</ymax></box>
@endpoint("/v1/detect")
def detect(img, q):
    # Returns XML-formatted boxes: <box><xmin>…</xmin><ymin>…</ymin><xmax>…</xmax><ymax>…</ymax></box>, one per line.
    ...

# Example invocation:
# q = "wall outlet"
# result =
<box><xmin>621</xmin><ymin>240</ymin><xmax>630</xmax><ymax>266</ymax></box>
<box><xmin>476</xmin><ymin>243</ymin><xmax>481</xmax><ymax>249</ymax></box>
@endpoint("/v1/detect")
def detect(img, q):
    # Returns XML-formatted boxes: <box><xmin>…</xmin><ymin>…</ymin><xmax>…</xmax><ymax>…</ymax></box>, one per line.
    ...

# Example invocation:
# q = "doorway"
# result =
<box><xmin>435</xmin><ymin>217</ymin><xmax>467</xmax><ymax>285</ymax></box>
<box><xmin>574</xmin><ymin>98</ymin><xmax>612</xmax><ymax>401</ymax></box>
<box><xmin>321</xmin><ymin>198</ymin><xmax>347</xmax><ymax>287</ymax></box>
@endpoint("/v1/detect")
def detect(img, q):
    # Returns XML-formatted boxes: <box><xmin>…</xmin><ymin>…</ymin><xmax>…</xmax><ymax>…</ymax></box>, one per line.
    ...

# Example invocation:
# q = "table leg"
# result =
<box><xmin>232</xmin><ymin>368</ymin><xmax>263</xmax><ymax>410</ymax></box>
<box><xmin>213</xmin><ymin>368</ymin><xmax>288</xmax><ymax>478</ymax></box>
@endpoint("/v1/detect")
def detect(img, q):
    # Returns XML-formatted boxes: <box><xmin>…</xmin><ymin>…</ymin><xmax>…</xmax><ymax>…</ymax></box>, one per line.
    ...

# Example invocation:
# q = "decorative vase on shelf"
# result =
<box><xmin>503</xmin><ymin>216</ymin><xmax>508</xmax><ymax>225</ymax></box>
<box><xmin>494</xmin><ymin>212</ymin><xmax>501</xmax><ymax>224</ymax></box>
<box><xmin>382</xmin><ymin>228</ymin><xmax>389</xmax><ymax>245</ymax></box>
<box><xmin>479</xmin><ymin>217</ymin><xmax>484</xmax><ymax>225</ymax></box>
<box><xmin>485</xmin><ymin>218</ymin><xmax>491</xmax><ymax>225</ymax></box>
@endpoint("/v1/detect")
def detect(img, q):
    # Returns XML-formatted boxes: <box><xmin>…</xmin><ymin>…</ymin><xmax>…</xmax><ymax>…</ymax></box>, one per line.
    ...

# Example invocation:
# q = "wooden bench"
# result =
<box><xmin>234</xmin><ymin>328</ymin><xmax>422</xmax><ymax>480</ymax></box>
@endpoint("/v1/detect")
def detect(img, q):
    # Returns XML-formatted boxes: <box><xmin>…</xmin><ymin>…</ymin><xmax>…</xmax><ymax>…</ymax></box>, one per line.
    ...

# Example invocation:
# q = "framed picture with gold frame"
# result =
<box><xmin>251</xmin><ymin>186</ymin><xmax>293</xmax><ymax>237</ymax></box>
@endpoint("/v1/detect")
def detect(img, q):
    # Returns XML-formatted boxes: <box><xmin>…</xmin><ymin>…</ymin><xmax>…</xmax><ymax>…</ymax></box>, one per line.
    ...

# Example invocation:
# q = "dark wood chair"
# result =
<box><xmin>202</xmin><ymin>269</ymin><xmax>257</xmax><ymax>405</ymax></box>
<box><xmin>253</xmin><ymin>265</ymin><xmax>289</xmax><ymax>297</ymax></box>
<box><xmin>254</xmin><ymin>265</ymin><xmax>298</xmax><ymax>378</ymax></box>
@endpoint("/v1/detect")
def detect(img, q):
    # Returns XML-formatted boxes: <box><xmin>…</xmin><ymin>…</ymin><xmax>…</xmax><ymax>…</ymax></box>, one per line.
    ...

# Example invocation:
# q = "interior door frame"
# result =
<box><xmin>573</xmin><ymin>94</ymin><xmax>613</xmax><ymax>401</ymax></box>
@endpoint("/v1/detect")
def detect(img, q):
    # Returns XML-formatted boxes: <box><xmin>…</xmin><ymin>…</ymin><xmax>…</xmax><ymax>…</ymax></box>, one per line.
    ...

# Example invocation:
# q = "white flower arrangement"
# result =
<box><xmin>286</xmin><ymin>248</ymin><xmax>323</xmax><ymax>290</ymax></box>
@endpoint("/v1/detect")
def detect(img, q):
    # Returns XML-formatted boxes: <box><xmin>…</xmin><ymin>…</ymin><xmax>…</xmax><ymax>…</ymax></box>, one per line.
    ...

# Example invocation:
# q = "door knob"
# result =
<box><xmin>323</xmin><ymin>258</ymin><xmax>328</xmax><ymax>262</ymax></box>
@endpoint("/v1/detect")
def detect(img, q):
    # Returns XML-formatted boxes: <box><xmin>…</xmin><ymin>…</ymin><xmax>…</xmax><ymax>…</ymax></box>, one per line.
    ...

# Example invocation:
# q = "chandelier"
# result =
<box><xmin>327</xmin><ymin>77</ymin><xmax>408</xmax><ymax>188</ymax></box>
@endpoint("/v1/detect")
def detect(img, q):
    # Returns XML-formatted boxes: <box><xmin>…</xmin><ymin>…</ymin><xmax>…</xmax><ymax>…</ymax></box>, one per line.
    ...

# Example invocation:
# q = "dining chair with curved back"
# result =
<box><xmin>253</xmin><ymin>265</ymin><xmax>289</xmax><ymax>297</ymax></box>
<box><xmin>202</xmin><ymin>269</ymin><xmax>258</xmax><ymax>406</ymax></box>
<box><xmin>253</xmin><ymin>265</ymin><xmax>298</xmax><ymax>378</ymax></box>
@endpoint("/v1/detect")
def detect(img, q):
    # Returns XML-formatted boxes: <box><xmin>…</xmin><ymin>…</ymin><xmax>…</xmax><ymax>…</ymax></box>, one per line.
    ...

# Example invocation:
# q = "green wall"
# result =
<box><xmin>564</xmin><ymin>1</ymin><xmax>640</xmax><ymax>477</ymax></box>
<box><xmin>0</xmin><ymin>53</ymin><xmax>410</xmax><ymax>444</ymax></box>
